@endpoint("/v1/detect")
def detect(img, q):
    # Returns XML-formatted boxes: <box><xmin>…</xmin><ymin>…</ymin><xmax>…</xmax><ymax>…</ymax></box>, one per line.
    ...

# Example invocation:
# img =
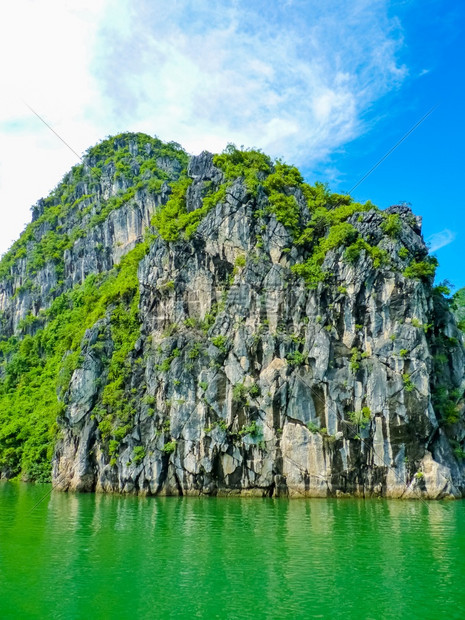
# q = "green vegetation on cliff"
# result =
<box><xmin>0</xmin><ymin>132</ymin><xmax>188</xmax><ymax>480</ymax></box>
<box><xmin>0</xmin><ymin>134</ymin><xmax>456</xmax><ymax>484</ymax></box>
<box><xmin>0</xmin><ymin>242</ymin><xmax>147</xmax><ymax>480</ymax></box>
<box><xmin>453</xmin><ymin>287</ymin><xmax>465</xmax><ymax>331</ymax></box>
<box><xmin>0</xmin><ymin>133</ymin><xmax>187</xmax><ymax>287</ymax></box>
<box><xmin>152</xmin><ymin>143</ymin><xmax>395</xmax><ymax>290</ymax></box>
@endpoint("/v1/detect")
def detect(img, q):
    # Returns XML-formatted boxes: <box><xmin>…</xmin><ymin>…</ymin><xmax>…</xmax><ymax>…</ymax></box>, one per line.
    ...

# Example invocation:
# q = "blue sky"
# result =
<box><xmin>0</xmin><ymin>0</ymin><xmax>463</xmax><ymax>288</ymax></box>
<box><xmin>310</xmin><ymin>0</ymin><xmax>465</xmax><ymax>289</ymax></box>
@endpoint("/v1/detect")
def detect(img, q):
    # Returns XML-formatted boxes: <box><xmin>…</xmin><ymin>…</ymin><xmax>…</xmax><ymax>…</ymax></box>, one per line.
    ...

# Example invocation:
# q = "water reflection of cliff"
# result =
<box><xmin>2</xmin><ymin>486</ymin><xmax>465</xmax><ymax>619</ymax></box>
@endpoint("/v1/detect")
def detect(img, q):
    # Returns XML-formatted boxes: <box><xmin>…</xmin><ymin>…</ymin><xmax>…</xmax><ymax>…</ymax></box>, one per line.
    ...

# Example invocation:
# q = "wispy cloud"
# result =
<box><xmin>427</xmin><ymin>229</ymin><xmax>456</xmax><ymax>252</ymax></box>
<box><xmin>0</xmin><ymin>0</ymin><xmax>108</xmax><ymax>255</ymax></box>
<box><xmin>95</xmin><ymin>0</ymin><xmax>407</xmax><ymax>166</ymax></box>
<box><xmin>0</xmin><ymin>0</ymin><xmax>408</xmax><ymax>256</ymax></box>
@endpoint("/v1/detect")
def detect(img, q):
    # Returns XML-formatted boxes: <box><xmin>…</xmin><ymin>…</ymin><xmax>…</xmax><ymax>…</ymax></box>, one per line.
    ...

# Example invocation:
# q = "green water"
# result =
<box><xmin>1</xmin><ymin>484</ymin><xmax>465</xmax><ymax>619</ymax></box>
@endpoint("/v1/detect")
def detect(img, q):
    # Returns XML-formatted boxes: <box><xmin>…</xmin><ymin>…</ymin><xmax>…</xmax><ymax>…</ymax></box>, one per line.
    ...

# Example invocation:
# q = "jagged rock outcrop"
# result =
<box><xmin>0</xmin><ymin>136</ymin><xmax>180</xmax><ymax>334</ymax></box>
<box><xmin>1</xmin><ymin>134</ymin><xmax>464</xmax><ymax>498</ymax></box>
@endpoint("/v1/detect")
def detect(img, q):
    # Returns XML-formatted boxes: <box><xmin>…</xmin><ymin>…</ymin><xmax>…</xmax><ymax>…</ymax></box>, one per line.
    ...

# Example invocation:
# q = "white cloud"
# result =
<box><xmin>94</xmin><ymin>0</ymin><xmax>407</xmax><ymax>167</ymax></box>
<box><xmin>427</xmin><ymin>229</ymin><xmax>456</xmax><ymax>253</ymax></box>
<box><xmin>0</xmin><ymin>0</ymin><xmax>408</xmax><ymax>256</ymax></box>
<box><xmin>0</xmin><ymin>0</ymin><xmax>108</xmax><ymax>256</ymax></box>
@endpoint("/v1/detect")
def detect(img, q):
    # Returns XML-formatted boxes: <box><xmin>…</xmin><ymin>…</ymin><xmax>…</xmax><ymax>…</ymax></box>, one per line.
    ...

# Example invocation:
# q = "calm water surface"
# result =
<box><xmin>1</xmin><ymin>483</ymin><xmax>465</xmax><ymax>619</ymax></box>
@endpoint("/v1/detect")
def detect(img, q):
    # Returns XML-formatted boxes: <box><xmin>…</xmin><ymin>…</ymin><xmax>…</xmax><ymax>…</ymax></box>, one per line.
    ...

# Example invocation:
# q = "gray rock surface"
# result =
<box><xmin>51</xmin><ymin>152</ymin><xmax>465</xmax><ymax>499</ymax></box>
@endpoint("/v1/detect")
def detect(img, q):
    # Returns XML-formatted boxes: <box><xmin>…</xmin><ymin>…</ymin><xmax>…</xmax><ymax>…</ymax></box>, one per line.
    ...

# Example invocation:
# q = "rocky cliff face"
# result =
<box><xmin>1</xmin><ymin>134</ymin><xmax>464</xmax><ymax>498</ymax></box>
<box><xmin>0</xmin><ymin>137</ymin><xmax>180</xmax><ymax>335</ymax></box>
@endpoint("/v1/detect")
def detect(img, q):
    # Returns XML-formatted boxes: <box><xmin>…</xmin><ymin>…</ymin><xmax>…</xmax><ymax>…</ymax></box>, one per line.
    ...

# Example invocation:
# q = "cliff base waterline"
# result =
<box><xmin>0</xmin><ymin>134</ymin><xmax>463</xmax><ymax>499</ymax></box>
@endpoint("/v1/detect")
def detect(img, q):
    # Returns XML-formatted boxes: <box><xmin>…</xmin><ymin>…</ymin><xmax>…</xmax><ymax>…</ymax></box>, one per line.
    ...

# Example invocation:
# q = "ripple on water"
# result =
<box><xmin>1</xmin><ymin>484</ymin><xmax>465</xmax><ymax>619</ymax></box>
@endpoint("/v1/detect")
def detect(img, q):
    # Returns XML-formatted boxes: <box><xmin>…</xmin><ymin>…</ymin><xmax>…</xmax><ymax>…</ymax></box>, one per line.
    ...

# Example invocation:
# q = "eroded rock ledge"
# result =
<box><xmin>50</xmin><ymin>147</ymin><xmax>465</xmax><ymax>499</ymax></box>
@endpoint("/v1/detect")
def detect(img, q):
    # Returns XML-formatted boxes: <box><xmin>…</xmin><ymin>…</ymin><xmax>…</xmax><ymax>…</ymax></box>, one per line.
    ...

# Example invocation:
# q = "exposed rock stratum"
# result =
<box><xmin>0</xmin><ymin>133</ymin><xmax>464</xmax><ymax>498</ymax></box>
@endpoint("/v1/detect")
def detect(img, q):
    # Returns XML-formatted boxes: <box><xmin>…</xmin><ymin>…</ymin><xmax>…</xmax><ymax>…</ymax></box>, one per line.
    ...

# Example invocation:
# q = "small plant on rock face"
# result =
<box><xmin>156</xmin><ymin>347</ymin><xmax>181</xmax><ymax>372</ymax></box>
<box><xmin>307</xmin><ymin>421</ymin><xmax>320</xmax><ymax>433</ymax></box>
<box><xmin>403</xmin><ymin>257</ymin><xmax>438</xmax><ymax>282</ymax></box>
<box><xmin>162</xmin><ymin>440</ymin><xmax>177</xmax><ymax>454</ymax></box>
<box><xmin>239</xmin><ymin>420</ymin><xmax>259</xmax><ymax>437</ymax></box>
<box><xmin>183</xmin><ymin>317</ymin><xmax>197</xmax><ymax>329</ymax></box>
<box><xmin>381</xmin><ymin>213</ymin><xmax>402</xmax><ymax>238</ymax></box>
<box><xmin>108</xmin><ymin>439</ymin><xmax>119</xmax><ymax>457</ymax></box>
<box><xmin>188</xmin><ymin>343</ymin><xmax>202</xmax><ymax>359</ymax></box>
<box><xmin>234</xmin><ymin>254</ymin><xmax>246</xmax><ymax>270</ymax></box>
<box><xmin>248</xmin><ymin>383</ymin><xmax>260</xmax><ymax>398</ymax></box>
<box><xmin>348</xmin><ymin>406</ymin><xmax>371</xmax><ymax>429</ymax></box>
<box><xmin>400</xmin><ymin>349</ymin><xmax>408</xmax><ymax>358</ymax></box>
<box><xmin>234</xmin><ymin>383</ymin><xmax>253</xmax><ymax>409</ymax></box>
<box><xmin>211</xmin><ymin>335</ymin><xmax>228</xmax><ymax>354</ymax></box>
<box><xmin>133</xmin><ymin>446</ymin><xmax>146</xmax><ymax>463</ymax></box>
<box><xmin>433</xmin><ymin>282</ymin><xmax>452</xmax><ymax>297</ymax></box>
<box><xmin>350</xmin><ymin>348</ymin><xmax>360</xmax><ymax>373</ymax></box>
<box><xmin>403</xmin><ymin>373</ymin><xmax>415</xmax><ymax>392</ymax></box>
<box><xmin>286</xmin><ymin>350</ymin><xmax>307</xmax><ymax>366</ymax></box>
<box><xmin>232</xmin><ymin>382</ymin><xmax>247</xmax><ymax>403</ymax></box>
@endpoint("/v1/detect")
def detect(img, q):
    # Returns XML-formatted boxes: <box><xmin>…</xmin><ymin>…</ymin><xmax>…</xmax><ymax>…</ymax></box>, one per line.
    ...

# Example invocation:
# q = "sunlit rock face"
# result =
<box><xmin>52</xmin><ymin>148</ymin><xmax>465</xmax><ymax>499</ymax></box>
<box><xmin>1</xmin><ymin>134</ymin><xmax>463</xmax><ymax>498</ymax></box>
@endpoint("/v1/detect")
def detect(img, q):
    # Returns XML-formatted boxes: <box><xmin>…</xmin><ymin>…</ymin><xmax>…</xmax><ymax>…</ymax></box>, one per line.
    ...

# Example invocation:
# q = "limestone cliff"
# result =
<box><xmin>1</xmin><ymin>133</ymin><xmax>464</xmax><ymax>498</ymax></box>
